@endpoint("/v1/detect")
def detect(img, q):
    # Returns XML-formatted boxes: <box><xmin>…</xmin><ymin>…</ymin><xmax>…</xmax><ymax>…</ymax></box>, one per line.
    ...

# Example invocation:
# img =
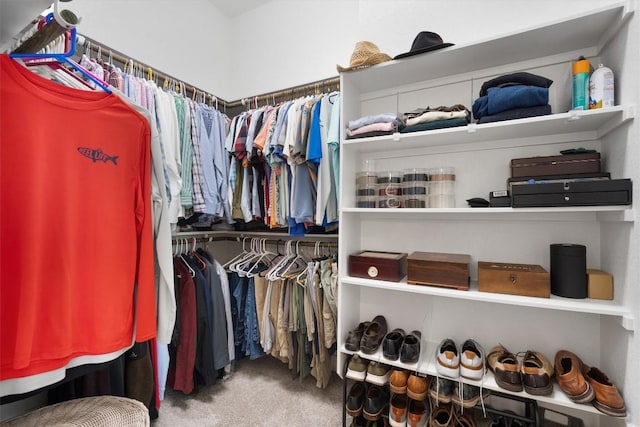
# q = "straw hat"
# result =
<box><xmin>337</xmin><ymin>41</ymin><xmax>392</xmax><ymax>73</ymax></box>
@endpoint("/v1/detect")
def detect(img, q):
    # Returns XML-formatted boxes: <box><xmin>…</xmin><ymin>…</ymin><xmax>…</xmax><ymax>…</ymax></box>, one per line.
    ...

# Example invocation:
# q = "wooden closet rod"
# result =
<box><xmin>77</xmin><ymin>34</ymin><xmax>225</xmax><ymax>108</ymax></box>
<box><xmin>226</xmin><ymin>76</ymin><xmax>340</xmax><ymax>109</ymax></box>
<box><xmin>76</xmin><ymin>34</ymin><xmax>339</xmax><ymax>109</ymax></box>
<box><xmin>172</xmin><ymin>236</ymin><xmax>338</xmax><ymax>248</ymax></box>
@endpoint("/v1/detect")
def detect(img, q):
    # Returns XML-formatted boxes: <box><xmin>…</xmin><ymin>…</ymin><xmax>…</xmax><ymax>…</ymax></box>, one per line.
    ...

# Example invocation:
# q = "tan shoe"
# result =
<box><xmin>454</xmin><ymin>411</ymin><xmax>477</xmax><ymax>427</ymax></box>
<box><xmin>583</xmin><ymin>366</ymin><xmax>626</xmax><ymax>417</ymax></box>
<box><xmin>521</xmin><ymin>350</ymin><xmax>554</xmax><ymax>396</ymax></box>
<box><xmin>406</xmin><ymin>374</ymin><xmax>429</xmax><ymax>400</ymax></box>
<box><xmin>486</xmin><ymin>344</ymin><xmax>522</xmax><ymax>392</ymax></box>
<box><xmin>554</xmin><ymin>350</ymin><xmax>594</xmax><ymax>403</ymax></box>
<box><xmin>430</xmin><ymin>403</ymin><xmax>452</xmax><ymax>427</ymax></box>
<box><xmin>389</xmin><ymin>369</ymin><xmax>409</xmax><ymax>394</ymax></box>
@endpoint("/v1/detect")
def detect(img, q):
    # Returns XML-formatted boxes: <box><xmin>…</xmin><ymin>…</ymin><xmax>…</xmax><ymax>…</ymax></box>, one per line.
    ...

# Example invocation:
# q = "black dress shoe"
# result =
<box><xmin>363</xmin><ymin>384</ymin><xmax>388</xmax><ymax>421</ymax></box>
<box><xmin>346</xmin><ymin>381</ymin><xmax>366</xmax><ymax>417</ymax></box>
<box><xmin>382</xmin><ymin>328</ymin><xmax>405</xmax><ymax>360</ymax></box>
<box><xmin>400</xmin><ymin>330</ymin><xmax>421</xmax><ymax>364</ymax></box>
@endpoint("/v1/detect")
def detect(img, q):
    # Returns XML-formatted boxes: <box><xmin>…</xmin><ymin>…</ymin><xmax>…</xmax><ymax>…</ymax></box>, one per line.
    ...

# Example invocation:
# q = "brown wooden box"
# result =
<box><xmin>407</xmin><ymin>252</ymin><xmax>471</xmax><ymax>290</ymax></box>
<box><xmin>510</xmin><ymin>152</ymin><xmax>601</xmax><ymax>178</ymax></box>
<box><xmin>478</xmin><ymin>261</ymin><xmax>550</xmax><ymax>298</ymax></box>
<box><xmin>349</xmin><ymin>251</ymin><xmax>407</xmax><ymax>282</ymax></box>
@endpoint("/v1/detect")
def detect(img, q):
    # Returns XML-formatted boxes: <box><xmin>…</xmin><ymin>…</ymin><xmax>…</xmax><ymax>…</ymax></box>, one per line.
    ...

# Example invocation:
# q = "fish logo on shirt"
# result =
<box><xmin>77</xmin><ymin>147</ymin><xmax>119</xmax><ymax>165</ymax></box>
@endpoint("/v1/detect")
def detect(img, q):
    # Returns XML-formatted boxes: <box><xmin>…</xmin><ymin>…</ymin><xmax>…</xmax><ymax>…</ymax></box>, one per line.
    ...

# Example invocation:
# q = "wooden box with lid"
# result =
<box><xmin>407</xmin><ymin>252</ymin><xmax>471</xmax><ymax>290</ymax></box>
<box><xmin>478</xmin><ymin>261</ymin><xmax>550</xmax><ymax>298</ymax></box>
<box><xmin>348</xmin><ymin>251</ymin><xmax>408</xmax><ymax>282</ymax></box>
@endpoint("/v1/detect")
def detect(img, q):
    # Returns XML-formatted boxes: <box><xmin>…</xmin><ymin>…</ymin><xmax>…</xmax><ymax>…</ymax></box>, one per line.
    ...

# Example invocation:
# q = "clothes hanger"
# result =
<box><xmin>232</xmin><ymin>238</ymin><xmax>264</xmax><ymax>274</ymax></box>
<box><xmin>178</xmin><ymin>239</ymin><xmax>196</xmax><ymax>277</ymax></box>
<box><xmin>245</xmin><ymin>239</ymin><xmax>277</xmax><ymax>278</ymax></box>
<box><xmin>10</xmin><ymin>14</ymin><xmax>112</xmax><ymax>94</ymax></box>
<box><xmin>265</xmin><ymin>240</ymin><xmax>291</xmax><ymax>280</ymax></box>
<box><xmin>228</xmin><ymin>238</ymin><xmax>260</xmax><ymax>273</ymax></box>
<box><xmin>278</xmin><ymin>241</ymin><xmax>309</xmax><ymax>279</ymax></box>
<box><xmin>222</xmin><ymin>237</ymin><xmax>250</xmax><ymax>270</ymax></box>
<box><xmin>188</xmin><ymin>237</ymin><xmax>207</xmax><ymax>271</ymax></box>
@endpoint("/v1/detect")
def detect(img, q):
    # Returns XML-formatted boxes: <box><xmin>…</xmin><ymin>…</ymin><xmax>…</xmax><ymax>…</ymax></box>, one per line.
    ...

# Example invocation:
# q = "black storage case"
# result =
<box><xmin>511</xmin><ymin>179</ymin><xmax>632</xmax><ymax>207</ymax></box>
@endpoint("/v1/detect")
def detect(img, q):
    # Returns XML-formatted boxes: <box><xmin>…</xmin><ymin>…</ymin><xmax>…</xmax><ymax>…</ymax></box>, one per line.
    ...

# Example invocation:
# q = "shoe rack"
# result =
<box><xmin>336</xmin><ymin>2</ymin><xmax>638</xmax><ymax>426</ymax></box>
<box><xmin>341</xmin><ymin>353</ymin><xmax>543</xmax><ymax>427</ymax></box>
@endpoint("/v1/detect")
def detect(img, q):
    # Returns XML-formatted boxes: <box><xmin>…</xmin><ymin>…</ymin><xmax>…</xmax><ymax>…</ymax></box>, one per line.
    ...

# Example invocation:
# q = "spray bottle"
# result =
<box><xmin>589</xmin><ymin>64</ymin><xmax>614</xmax><ymax>109</ymax></box>
<box><xmin>572</xmin><ymin>56</ymin><xmax>590</xmax><ymax>110</ymax></box>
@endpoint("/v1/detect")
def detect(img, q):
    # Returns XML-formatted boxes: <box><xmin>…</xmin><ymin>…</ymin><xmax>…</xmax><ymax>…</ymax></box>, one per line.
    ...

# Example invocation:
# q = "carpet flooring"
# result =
<box><xmin>153</xmin><ymin>356</ymin><xmax>345</xmax><ymax>426</ymax></box>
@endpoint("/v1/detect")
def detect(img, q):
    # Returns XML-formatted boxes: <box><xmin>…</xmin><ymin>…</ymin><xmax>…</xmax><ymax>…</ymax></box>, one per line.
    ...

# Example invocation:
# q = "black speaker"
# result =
<box><xmin>550</xmin><ymin>244</ymin><xmax>587</xmax><ymax>298</ymax></box>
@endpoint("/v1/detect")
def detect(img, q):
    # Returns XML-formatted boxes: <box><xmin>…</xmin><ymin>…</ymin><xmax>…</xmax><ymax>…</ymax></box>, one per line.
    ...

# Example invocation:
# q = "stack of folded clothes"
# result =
<box><xmin>472</xmin><ymin>72</ymin><xmax>553</xmax><ymax>124</ymax></box>
<box><xmin>346</xmin><ymin>113</ymin><xmax>403</xmax><ymax>139</ymax></box>
<box><xmin>400</xmin><ymin>104</ymin><xmax>470</xmax><ymax>133</ymax></box>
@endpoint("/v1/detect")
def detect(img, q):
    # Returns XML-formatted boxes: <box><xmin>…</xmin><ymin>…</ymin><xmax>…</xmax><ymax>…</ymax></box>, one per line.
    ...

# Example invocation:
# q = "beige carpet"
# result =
<box><xmin>153</xmin><ymin>356</ymin><xmax>344</xmax><ymax>426</ymax></box>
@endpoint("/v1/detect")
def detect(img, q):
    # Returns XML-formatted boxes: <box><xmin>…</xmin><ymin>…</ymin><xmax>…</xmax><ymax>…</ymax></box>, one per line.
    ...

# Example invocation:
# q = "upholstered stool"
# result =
<box><xmin>2</xmin><ymin>396</ymin><xmax>149</xmax><ymax>426</ymax></box>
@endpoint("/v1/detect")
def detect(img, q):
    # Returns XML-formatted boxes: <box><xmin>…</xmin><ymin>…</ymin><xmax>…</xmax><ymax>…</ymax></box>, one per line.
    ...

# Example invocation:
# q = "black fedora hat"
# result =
<box><xmin>394</xmin><ymin>31</ymin><xmax>453</xmax><ymax>59</ymax></box>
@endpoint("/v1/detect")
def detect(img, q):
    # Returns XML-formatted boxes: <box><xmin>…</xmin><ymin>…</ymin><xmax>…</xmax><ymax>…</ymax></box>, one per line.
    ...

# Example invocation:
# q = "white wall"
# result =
<box><xmin>3</xmin><ymin>0</ymin><xmax>621</xmax><ymax>100</ymax></box>
<box><xmin>70</xmin><ymin>0</ymin><xmax>232</xmax><ymax>99</ymax></box>
<box><xmin>228</xmin><ymin>0</ymin><xmax>621</xmax><ymax>99</ymax></box>
<box><xmin>0</xmin><ymin>0</ymin><xmax>55</xmax><ymax>51</ymax></box>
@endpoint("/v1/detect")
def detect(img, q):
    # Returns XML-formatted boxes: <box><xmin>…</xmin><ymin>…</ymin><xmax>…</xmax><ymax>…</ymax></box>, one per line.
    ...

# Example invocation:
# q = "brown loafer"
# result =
<box><xmin>554</xmin><ymin>350</ymin><xmax>594</xmax><ymax>403</ymax></box>
<box><xmin>583</xmin><ymin>366</ymin><xmax>626</xmax><ymax>417</ymax></box>
<box><xmin>360</xmin><ymin>315</ymin><xmax>388</xmax><ymax>354</ymax></box>
<box><xmin>346</xmin><ymin>321</ymin><xmax>371</xmax><ymax>351</ymax></box>
<box><xmin>486</xmin><ymin>344</ymin><xmax>523</xmax><ymax>392</ymax></box>
<box><xmin>521</xmin><ymin>350</ymin><xmax>554</xmax><ymax>396</ymax></box>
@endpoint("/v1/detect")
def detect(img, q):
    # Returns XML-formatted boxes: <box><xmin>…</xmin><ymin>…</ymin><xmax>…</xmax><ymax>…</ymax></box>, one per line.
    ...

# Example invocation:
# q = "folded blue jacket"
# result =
<box><xmin>478</xmin><ymin>104</ymin><xmax>552</xmax><ymax>124</ymax></box>
<box><xmin>472</xmin><ymin>85</ymin><xmax>549</xmax><ymax>119</ymax></box>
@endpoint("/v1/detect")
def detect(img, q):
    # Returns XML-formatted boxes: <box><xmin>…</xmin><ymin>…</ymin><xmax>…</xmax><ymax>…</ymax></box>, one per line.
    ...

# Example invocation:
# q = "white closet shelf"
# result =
<box><xmin>341</xmin><ymin>342</ymin><xmax>604</xmax><ymax>416</ymax></box>
<box><xmin>341</xmin><ymin>276</ymin><xmax>633</xmax><ymax>321</ymax></box>
<box><xmin>342</xmin><ymin>2</ymin><xmax>631</xmax><ymax>94</ymax></box>
<box><xmin>341</xmin><ymin>206</ymin><xmax>634</xmax><ymax>223</ymax></box>
<box><xmin>342</xmin><ymin>106</ymin><xmax>634</xmax><ymax>155</ymax></box>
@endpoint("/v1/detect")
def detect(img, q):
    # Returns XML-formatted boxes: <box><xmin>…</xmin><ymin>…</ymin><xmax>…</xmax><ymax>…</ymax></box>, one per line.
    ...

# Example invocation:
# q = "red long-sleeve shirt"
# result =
<box><xmin>0</xmin><ymin>54</ymin><xmax>156</xmax><ymax>381</ymax></box>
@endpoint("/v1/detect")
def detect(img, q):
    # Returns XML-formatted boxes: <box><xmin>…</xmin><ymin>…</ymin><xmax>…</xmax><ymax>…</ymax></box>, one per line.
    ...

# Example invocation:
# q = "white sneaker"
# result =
<box><xmin>436</xmin><ymin>338</ymin><xmax>459</xmax><ymax>378</ymax></box>
<box><xmin>460</xmin><ymin>338</ymin><xmax>485</xmax><ymax>380</ymax></box>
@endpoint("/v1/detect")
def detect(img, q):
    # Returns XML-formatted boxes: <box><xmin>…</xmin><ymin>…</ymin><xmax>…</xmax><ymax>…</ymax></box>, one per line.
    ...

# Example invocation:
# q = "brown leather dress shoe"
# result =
<box><xmin>430</xmin><ymin>403</ymin><xmax>452</xmax><ymax>427</ymax></box>
<box><xmin>346</xmin><ymin>321</ymin><xmax>371</xmax><ymax>351</ymax></box>
<box><xmin>583</xmin><ymin>366</ymin><xmax>626</xmax><ymax>417</ymax></box>
<box><xmin>406</xmin><ymin>374</ymin><xmax>429</xmax><ymax>400</ymax></box>
<box><xmin>360</xmin><ymin>315</ymin><xmax>388</xmax><ymax>355</ymax></box>
<box><xmin>554</xmin><ymin>350</ymin><xmax>594</xmax><ymax>403</ymax></box>
<box><xmin>389</xmin><ymin>369</ymin><xmax>409</xmax><ymax>394</ymax></box>
<box><xmin>487</xmin><ymin>344</ymin><xmax>522</xmax><ymax>392</ymax></box>
<box><xmin>521</xmin><ymin>350</ymin><xmax>554</xmax><ymax>396</ymax></box>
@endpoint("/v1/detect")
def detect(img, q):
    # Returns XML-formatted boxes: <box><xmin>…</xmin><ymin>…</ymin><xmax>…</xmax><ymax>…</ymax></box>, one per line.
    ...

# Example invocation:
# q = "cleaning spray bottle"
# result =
<box><xmin>589</xmin><ymin>64</ymin><xmax>614</xmax><ymax>109</ymax></box>
<box><xmin>572</xmin><ymin>56</ymin><xmax>590</xmax><ymax>110</ymax></box>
